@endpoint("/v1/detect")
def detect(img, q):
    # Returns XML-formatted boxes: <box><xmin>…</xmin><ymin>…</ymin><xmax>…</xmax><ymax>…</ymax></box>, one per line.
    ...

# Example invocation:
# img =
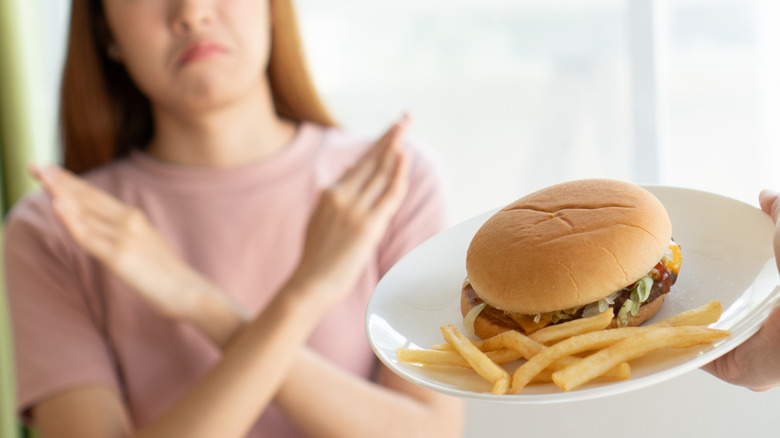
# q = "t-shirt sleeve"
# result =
<box><xmin>377</xmin><ymin>141</ymin><xmax>452</xmax><ymax>276</ymax></box>
<box><xmin>3</xmin><ymin>193</ymin><xmax>119</xmax><ymax>420</ymax></box>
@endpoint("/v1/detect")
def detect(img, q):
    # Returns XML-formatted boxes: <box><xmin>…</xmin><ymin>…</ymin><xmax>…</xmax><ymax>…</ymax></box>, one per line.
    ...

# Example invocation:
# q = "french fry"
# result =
<box><xmin>398</xmin><ymin>347</ymin><xmax>523</xmax><ymax>368</ymax></box>
<box><xmin>491</xmin><ymin>330</ymin><xmax>545</xmax><ymax>358</ymax></box>
<box><xmin>484</xmin><ymin>348</ymin><xmax>526</xmax><ymax>365</ymax></box>
<box><xmin>649</xmin><ymin>300</ymin><xmax>723</xmax><ymax>327</ymax></box>
<box><xmin>512</xmin><ymin>327</ymin><xmax>655</xmax><ymax>392</ymax></box>
<box><xmin>430</xmin><ymin>329</ymin><xmax>522</xmax><ymax>353</ymax></box>
<box><xmin>431</xmin><ymin>329</ymin><xmax>544</xmax><ymax>354</ymax></box>
<box><xmin>532</xmin><ymin>368</ymin><xmax>554</xmax><ymax>383</ymax></box>
<box><xmin>401</xmin><ymin>338</ymin><xmax>626</xmax><ymax>384</ymax></box>
<box><xmin>432</xmin><ymin>325</ymin><xmax>551</xmax><ymax>353</ymax></box>
<box><xmin>440</xmin><ymin>324</ymin><xmax>510</xmax><ymax>394</ymax></box>
<box><xmin>397</xmin><ymin>300</ymin><xmax>730</xmax><ymax>396</ymax></box>
<box><xmin>492</xmin><ymin>329</ymin><xmax>631</xmax><ymax>380</ymax></box>
<box><xmin>430</xmin><ymin>338</ymin><xmax>487</xmax><ymax>352</ymax></box>
<box><xmin>432</xmin><ymin>300</ymin><xmax>722</xmax><ymax>350</ymax></box>
<box><xmin>398</xmin><ymin>348</ymin><xmax>471</xmax><ymax>367</ymax></box>
<box><xmin>493</xmin><ymin>376</ymin><xmax>511</xmax><ymax>395</ymax></box>
<box><xmin>484</xmin><ymin>348</ymin><xmax>525</xmax><ymax>365</ymax></box>
<box><xmin>529</xmin><ymin>309</ymin><xmax>614</xmax><ymax>345</ymax></box>
<box><xmin>429</xmin><ymin>342</ymin><xmax>457</xmax><ymax>351</ymax></box>
<box><xmin>599</xmin><ymin>362</ymin><xmax>631</xmax><ymax>381</ymax></box>
<box><xmin>551</xmin><ymin>326</ymin><xmax>731</xmax><ymax>392</ymax></box>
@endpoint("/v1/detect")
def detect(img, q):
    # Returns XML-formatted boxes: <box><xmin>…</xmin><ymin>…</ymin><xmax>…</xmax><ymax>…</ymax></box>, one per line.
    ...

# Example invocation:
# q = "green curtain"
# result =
<box><xmin>0</xmin><ymin>0</ymin><xmax>39</xmax><ymax>213</ymax></box>
<box><xmin>1</xmin><ymin>0</ymin><xmax>54</xmax><ymax>435</ymax></box>
<box><xmin>0</xmin><ymin>138</ymin><xmax>7</xmax><ymax>216</ymax></box>
<box><xmin>0</xmin><ymin>223</ymin><xmax>18</xmax><ymax>438</ymax></box>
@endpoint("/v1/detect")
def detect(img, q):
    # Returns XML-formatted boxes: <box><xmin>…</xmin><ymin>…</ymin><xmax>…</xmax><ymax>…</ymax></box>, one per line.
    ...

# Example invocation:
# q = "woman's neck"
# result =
<box><xmin>145</xmin><ymin>82</ymin><xmax>298</xmax><ymax>168</ymax></box>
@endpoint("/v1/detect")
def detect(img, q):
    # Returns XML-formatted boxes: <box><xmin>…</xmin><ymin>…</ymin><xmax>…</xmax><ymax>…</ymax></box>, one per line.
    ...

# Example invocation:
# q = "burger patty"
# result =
<box><xmin>463</xmin><ymin>283</ymin><xmax>524</xmax><ymax>329</ymax></box>
<box><xmin>465</xmin><ymin>261</ymin><xmax>678</xmax><ymax>327</ymax></box>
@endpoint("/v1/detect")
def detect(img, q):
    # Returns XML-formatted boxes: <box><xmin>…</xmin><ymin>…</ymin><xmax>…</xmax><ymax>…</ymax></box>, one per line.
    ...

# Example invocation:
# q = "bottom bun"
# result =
<box><xmin>461</xmin><ymin>283</ymin><xmax>667</xmax><ymax>339</ymax></box>
<box><xmin>607</xmin><ymin>294</ymin><xmax>666</xmax><ymax>329</ymax></box>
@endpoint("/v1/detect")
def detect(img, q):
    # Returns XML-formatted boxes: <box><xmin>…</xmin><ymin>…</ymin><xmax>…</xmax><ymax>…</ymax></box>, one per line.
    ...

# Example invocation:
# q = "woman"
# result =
<box><xmin>3</xmin><ymin>0</ymin><xmax>462</xmax><ymax>437</ymax></box>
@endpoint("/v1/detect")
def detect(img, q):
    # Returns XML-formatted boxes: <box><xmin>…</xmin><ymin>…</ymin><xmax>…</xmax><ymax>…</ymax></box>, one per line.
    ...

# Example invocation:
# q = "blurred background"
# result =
<box><xmin>296</xmin><ymin>0</ymin><xmax>780</xmax><ymax>223</ymax></box>
<box><xmin>3</xmin><ymin>0</ymin><xmax>780</xmax><ymax>436</ymax></box>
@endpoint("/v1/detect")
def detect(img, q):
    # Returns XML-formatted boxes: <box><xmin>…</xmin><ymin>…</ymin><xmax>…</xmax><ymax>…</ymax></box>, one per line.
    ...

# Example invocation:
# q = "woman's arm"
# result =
<box><xmin>34</xmin><ymin>271</ymin><xmax>355</xmax><ymax>438</ymax></box>
<box><xmin>137</xmin><ymin>270</ymin><xmax>464</xmax><ymax>438</ymax></box>
<box><xmin>276</xmin><ymin>350</ymin><xmax>463</xmax><ymax>438</ymax></box>
<box><xmin>143</xmin><ymin>262</ymin><xmax>463</xmax><ymax>438</ymax></box>
<box><xmin>33</xmin><ymin>285</ymin><xmax>463</xmax><ymax>438</ymax></box>
<box><xmin>162</xmin><ymin>258</ymin><xmax>463</xmax><ymax>438</ymax></box>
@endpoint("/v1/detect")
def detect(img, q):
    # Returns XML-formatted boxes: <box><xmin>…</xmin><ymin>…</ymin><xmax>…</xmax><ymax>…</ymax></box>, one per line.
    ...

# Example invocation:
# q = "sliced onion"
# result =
<box><xmin>581</xmin><ymin>301</ymin><xmax>604</xmax><ymax>318</ymax></box>
<box><xmin>463</xmin><ymin>302</ymin><xmax>487</xmax><ymax>337</ymax></box>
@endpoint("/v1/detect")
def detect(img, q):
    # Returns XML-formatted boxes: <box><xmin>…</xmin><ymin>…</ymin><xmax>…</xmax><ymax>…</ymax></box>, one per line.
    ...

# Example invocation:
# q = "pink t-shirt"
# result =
<box><xmin>4</xmin><ymin>123</ymin><xmax>449</xmax><ymax>437</ymax></box>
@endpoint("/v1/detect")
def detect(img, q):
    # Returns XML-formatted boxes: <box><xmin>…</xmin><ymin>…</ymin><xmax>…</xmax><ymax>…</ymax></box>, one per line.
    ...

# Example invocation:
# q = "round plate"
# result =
<box><xmin>365</xmin><ymin>186</ymin><xmax>780</xmax><ymax>403</ymax></box>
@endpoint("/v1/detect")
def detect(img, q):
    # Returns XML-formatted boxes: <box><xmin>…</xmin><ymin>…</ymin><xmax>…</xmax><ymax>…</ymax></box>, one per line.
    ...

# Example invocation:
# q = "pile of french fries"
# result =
<box><xmin>397</xmin><ymin>300</ymin><xmax>730</xmax><ymax>394</ymax></box>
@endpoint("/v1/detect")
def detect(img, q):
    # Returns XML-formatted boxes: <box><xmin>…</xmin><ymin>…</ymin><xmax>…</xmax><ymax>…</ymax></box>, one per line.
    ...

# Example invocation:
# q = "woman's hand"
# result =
<box><xmin>30</xmin><ymin>165</ymin><xmax>243</xmax><ymax>332</ymax></box>
<box><xmin>702</xmin><ymin>189</ymin><xmax>780</xmax><ymax>391</ymax></box>
<box><xmin>288</xmin><ymin>114</ymin><xmax>411</xmax><ymax>307</ymax></box>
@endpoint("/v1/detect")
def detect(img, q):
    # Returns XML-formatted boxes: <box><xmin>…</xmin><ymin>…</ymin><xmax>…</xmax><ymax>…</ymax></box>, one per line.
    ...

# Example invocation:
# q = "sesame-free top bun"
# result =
<box><xmin>465</xmin><ymin>179</ymin><xmax>672</xmax><ymax>315</ymax></box>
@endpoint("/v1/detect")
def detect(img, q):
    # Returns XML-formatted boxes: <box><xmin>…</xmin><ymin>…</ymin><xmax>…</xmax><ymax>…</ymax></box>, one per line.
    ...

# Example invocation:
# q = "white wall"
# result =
<box><xmin>465</xmin><ymin>371</ymin><xmax>780</xmax><ymax>437</ymax></box>
<box><xmin>300</xmin><ymin>0</ymin><xmax>636</xmax><ymax>224</ymax></box>
<box><xmin>296</xmin><ymin>0</ymin><xmax>780</xmax><ymax>436</ymax></box>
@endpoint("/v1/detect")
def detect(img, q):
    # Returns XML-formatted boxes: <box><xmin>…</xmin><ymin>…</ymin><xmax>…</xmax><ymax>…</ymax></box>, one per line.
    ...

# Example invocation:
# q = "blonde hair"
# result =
<box><xmin>61</xmin><ymin>0</ymin><xmax>336</xmax><ymax>174</ymax></box>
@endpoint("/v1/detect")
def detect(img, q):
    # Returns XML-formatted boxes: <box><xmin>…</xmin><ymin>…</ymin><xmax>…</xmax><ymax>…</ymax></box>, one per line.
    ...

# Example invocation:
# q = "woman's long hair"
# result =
<box><xmin>61</xmin><ymin>0</ymin><xmax>336</xmax><ymax>174</ymax></box>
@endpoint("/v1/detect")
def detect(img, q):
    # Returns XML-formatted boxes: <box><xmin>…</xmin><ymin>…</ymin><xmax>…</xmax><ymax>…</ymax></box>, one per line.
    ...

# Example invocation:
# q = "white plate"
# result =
<box><xmin>366</xmin><ymin>186</ymin><xmax>780</xmax><ymax>403</ymax></box>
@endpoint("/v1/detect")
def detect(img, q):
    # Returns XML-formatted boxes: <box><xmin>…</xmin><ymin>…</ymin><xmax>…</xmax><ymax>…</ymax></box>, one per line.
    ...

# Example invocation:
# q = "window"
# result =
<box><xmin>298</xmin><ymin>0</ymin><xmax>780</xmax><ymax>222</ymax></box>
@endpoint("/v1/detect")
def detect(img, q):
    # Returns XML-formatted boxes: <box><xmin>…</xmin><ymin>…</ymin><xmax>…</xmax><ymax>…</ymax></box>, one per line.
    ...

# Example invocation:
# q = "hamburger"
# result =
<box><xmin>461</xmin><ymin>179</ymin><xmax>682</xmax><ymax>339</ymax></box>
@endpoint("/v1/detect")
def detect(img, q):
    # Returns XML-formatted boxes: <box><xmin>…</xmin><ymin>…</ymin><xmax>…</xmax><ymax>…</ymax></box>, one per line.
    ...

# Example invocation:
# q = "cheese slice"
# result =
<box><xmin>507</xmin><ymin>313</ymin><xmax>550</xmax><ymax>334</ymax></box>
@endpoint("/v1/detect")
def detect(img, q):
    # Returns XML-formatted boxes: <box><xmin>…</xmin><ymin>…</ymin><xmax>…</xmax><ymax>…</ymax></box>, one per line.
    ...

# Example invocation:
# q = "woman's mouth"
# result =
<box><xmin>178</xmin><ymin>41</ymin><xmax>227</xmax><ymax>66</ymax></box>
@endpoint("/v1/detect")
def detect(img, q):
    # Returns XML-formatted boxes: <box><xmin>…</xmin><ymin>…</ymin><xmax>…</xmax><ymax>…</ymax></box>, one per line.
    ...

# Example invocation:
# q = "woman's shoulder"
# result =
<box><xmin>78</xmin><ymin>157</ymin><xmax>134</xmax><ymax>192</ymax></box>
<box><xmin>5</xmin><ymin>189</ymin><xmax>54</xmax><ymax>231</ymax></box>
<box><xmin>3</xmin><ymin>189</ymin><xmax>71</xmax><ymax>263</ymax></box>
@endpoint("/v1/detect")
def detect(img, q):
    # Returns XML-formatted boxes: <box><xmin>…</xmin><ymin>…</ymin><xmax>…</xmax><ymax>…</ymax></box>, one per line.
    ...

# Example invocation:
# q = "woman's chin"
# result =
<box><xmin>172</xmin><ymin>77</ymin><xmax>259</xmax><ymax>113</ymax></box>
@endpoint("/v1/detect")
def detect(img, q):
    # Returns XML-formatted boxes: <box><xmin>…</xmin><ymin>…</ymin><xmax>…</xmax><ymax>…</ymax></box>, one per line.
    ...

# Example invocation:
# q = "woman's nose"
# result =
<box><xmin>171</xmin><ymin>0</ymin><xmax>215</xmax><ymax>35</ymax></box>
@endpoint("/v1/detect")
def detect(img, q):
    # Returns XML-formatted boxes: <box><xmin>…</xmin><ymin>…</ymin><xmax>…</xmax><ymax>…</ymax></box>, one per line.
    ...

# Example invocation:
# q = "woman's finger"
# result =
<box><xmin>337</xmin><ymin>114</ymin><xmax>410</xmax><ymax>196</ymax></box>
<box><xmin>358</xmin><ymin>143</ymin><xmax>408</xmax><ymax>213</ymax></box>
<box><xmin>33</xmin><ymin>165</ymin><xmax>141</xmax><ymax>246</ymax></box>
<box><xmin>759</xmin><ymin>189</ymin><xmax>780</xmax><ymax>224</ymax></box>
<box><xmin>370</xmin><ymin>149</ymin><xmax>410</xmax><ymax>216</ymax></box>
<box><xmin>33</xmin><ymin>165</ymin><xmax>129</xmax><ymax>222</ymax></box>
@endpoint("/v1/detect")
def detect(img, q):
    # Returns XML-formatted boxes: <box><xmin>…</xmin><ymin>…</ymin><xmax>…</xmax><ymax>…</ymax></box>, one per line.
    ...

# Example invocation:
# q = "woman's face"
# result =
<box><xmin>102</xmin><ymin>0</ymin><xmax>272</xmax><ymax>113</ymax></box>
